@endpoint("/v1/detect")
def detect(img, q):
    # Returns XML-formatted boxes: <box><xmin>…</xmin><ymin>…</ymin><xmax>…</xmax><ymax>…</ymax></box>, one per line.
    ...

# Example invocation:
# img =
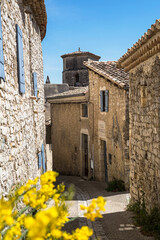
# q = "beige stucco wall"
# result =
<box><xmin>51</xmin><ymin>102</ymin><xmax>91</xmax><ymax>176</ymax></box>
<box><xmin>0</xmin><ymin>1</ymin><xmax>45</xmax><ymax>193</ymax></box>
<box><xmin>129</xmin><ymin>54</ymin><xmax>160</xmax><ymax>209</ymax></box>
<box><xmin>89</xmin><ymin>70</ymin><xmax>129</xmax><ymax>188</ymax></box>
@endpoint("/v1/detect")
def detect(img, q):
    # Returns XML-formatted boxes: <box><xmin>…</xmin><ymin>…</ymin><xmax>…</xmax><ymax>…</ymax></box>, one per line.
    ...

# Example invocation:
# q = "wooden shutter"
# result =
<box><xmin>38</xmin><ymin>152</ymin><xmax>42</xmax><ymax>169</ymax></box>
<box><xmin>100</xmin><ymin>91</ymin><xmax>103</xmax><ymax>112</ymax></box>
<box><xmin>0</xmin><ymin>7</ymin><xmax>5</xmax><ymax>81</ymax></box>
<box><xmin>41</xmin><ymin>144</ymin><xmax>46</xmax><ymax>173</ymax></box>
<box><xmin>16</xmin><ymin>24</ymin><xmax>25</xmax><ymax>94</ymax></box>
<box><xmin>105</xmin><ymin>90</ymin><xmax>109</xmax><ymax>112</ymax></box>
<box><xmin>33</xmin><ymin>72</ymin><xmax>37</xmax><ymax>97</ymax></box>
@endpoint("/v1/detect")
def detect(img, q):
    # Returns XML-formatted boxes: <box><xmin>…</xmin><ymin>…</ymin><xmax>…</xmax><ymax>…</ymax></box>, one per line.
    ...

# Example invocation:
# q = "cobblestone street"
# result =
<box><xmin>57</xmin><ymin>175</ymin><xmax>155</xmax><ymax>240</ymax></box>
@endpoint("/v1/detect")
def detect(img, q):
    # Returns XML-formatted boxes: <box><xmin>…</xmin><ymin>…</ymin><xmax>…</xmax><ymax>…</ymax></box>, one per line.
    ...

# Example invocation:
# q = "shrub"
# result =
<box><xmin>106</xmin><ymin>178</ymin><xmax>125</xmax><ymax>192</ymax></box>
<box><xmin>128</xmin><ymin>198</ymin><xmax>160</xmax><ymax>239</ymax></box>
<box><xmin>0</xmin><ymin>171</ymin><xmax>106</xmax><ymax>240</ymax></box>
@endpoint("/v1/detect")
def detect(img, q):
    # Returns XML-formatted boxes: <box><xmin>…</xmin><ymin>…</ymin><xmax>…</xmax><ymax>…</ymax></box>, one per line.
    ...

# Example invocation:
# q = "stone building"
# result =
<box><xmin>48</xmin><ymin>87</ymin><xmax>89</xmax><ymax>176</ymax></box>
<box><xmin>117</xmin><ymin>19</ymin><xmax>160</xmax><ymax>209</ymax></box>
<box><xmin>0</xmin><ymin>0</ymin><xmax>47</xmax><ymax>193</ymax></box>
<box><xmin>61</xmin><ymin>49</ymin><xmax>100</xmax><ymax>87</ymax></box>
<box><xmin>44</xmin><ymin>80</ymin><xmax>69</xmax><ymax>122</ymax></box>
<box><xmin>44</xmin><ymin>78</ymin><xmax>69</xmax><ymax>171</ymax></box>
<box><xmin>48</xmin><ymin>61</ymin><xmax>130</xmax><ymax>189</ymax></box>
<box><xmin>84</xmin><ymin>61</ymin><xmax>130</xmax><ymax>188</ymax></box>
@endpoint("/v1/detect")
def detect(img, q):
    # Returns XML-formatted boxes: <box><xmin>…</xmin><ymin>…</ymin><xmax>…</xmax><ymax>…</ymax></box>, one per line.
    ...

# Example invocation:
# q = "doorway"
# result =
<box><xmin>100</xmin><ymin>140</ymin><xmax>108</xmax><ymax>183</ymax></box>
<box><xmin>82</xmin><ymin>134</ymin><xmax>88</xmax><ymax>177</ymax></box>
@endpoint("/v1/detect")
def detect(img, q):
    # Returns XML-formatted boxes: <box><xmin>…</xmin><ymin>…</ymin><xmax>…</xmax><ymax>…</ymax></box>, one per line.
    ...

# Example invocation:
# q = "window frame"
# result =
<box><xmin>81</xmin><ymin>103</ymin><xmax>88</xmax><ymax>118</ymax></box>
<box><xmin>100</xmin><ymin>90</ymin><xmax>109</xmax><ymax>112</ymax></box>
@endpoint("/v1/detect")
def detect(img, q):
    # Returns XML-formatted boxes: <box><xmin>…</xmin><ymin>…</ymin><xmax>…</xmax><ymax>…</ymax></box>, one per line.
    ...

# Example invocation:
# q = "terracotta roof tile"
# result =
<box><xmin>84</xmin><ymin>61</ymin><xmax>129</xmax><ymax>88</ymax></box>
<box><xmin>61</xmin><ymin>50</ymin><xmax>100</xmax><ymax>60</ymax></box>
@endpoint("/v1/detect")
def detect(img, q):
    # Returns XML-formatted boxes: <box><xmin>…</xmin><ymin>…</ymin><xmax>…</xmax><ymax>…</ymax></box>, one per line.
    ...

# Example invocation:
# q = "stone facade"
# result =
<box><xmin>117</xmin><ymin>19</ymin><xmax>160</xmax><ymax>209</ymax></box>
<box><xmin>44</xmin><ymin>82</ymin><xmax>69</xmax><ymax>171</ymax></box>
<box><xmin>49</xmin><ymin>61</ymin><xmax>130</xmax><ymax>189</ymax></box>
<box><xmin>85</xmin><ymin>62</ymin><xmax>130</xmax><ymax>188</ymax></box>
<box><xmin>48</xmin><ymin>87</ymin><xmax>89</xmax><ymax>176</ymax></box>
<box><xmin>44</xmin><ymin>82</ymin><xmax>69</xmax><ymax>121</ymax></box>
<box><xmin>0</xmin><ymin>0</ymin><xmax>47</xmax><ymax>194</ymax></box>
<box><xmin>61</xmin><ymin>50</ymin><xmax>100</xmax><ymax>87</ymax></box>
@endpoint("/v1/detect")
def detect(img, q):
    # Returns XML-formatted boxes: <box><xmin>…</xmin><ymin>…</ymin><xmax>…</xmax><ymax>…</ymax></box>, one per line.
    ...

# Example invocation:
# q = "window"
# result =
<box><xmin>109</xmin><ymin>153</ymin><xmax>112</xmax><ymax>164</ymax></box>
<box><xmin>76</xmin><ymin>73</ymin><xmax>79</xmax><ymax>82</ymax></box>
<box><xmin>82</xmin><ymin>104</ymin><xmax>88</xmax><ymax>117</ymax></box>
<box><xmin>100</xmin><ymin>90</ymin><xmax>109</xmax><ymax>112</ymax></box>
<box><xmin>16</xmin><ymin>24</ymin><xmax>25</xmax><ymax>94</ymax></box>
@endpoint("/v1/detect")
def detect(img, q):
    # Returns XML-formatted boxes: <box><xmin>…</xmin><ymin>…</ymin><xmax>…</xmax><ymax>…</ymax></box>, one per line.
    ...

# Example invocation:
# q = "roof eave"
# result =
<box><xmin>23</xmin><ymin>0</ymin><xmax>47</xmax><ymax>40</ymax></box>
<box><xmin>48</xmin><ymin>93</ymin><xmax>88</xmax><ymax>104</ymax></box>
<box><xmin>61</xmin><ymin>52</ymin><xmax>101</xmax><ymax>60</ymax></box>
<box><xmin>84</xmin><ymin>62</ymin><xmax>129</xmax><ymax>89</ymax></box>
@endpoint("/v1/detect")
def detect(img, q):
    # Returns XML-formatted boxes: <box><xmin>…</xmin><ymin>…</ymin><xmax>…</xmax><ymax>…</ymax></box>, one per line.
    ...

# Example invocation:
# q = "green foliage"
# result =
<box><xmin>106</xmin><ymin>178</ymin><xmax>125</xmax><ymax>192</ymax></box>
<box><xmin>128</xmin><ymin>197</ymin><xmax>160</xmax><ymax>239</ymax></box>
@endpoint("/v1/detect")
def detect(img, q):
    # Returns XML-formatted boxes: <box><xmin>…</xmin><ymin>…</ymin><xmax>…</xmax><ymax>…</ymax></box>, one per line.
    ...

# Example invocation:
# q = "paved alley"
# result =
<box><xmin>56</xmin><ymin>175</ymin><xmax>155</xmax><ymax>240</ymax></box>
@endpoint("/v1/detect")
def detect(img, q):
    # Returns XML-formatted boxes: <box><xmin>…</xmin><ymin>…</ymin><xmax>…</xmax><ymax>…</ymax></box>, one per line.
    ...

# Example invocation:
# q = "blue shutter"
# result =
<box><xmin>16</xmin><ymin>24</ymin><xmax>25</xmax><ymax>94</ymax></box>
<box><xmin>41</xmin><ymin>144</ymin><xmax>46</xmax><ymax>173</ymax></box>
<box><xmin>105</xmin><ymin>90</ymin><xmax>109</xmax><ymax>112</ymax></box>
<box><xmin>38</xmin><ymin>152</ymin><xmax>42</xmax><ymax>169</ymax></box>
<box><xmin>33</xmin><ymin>72</ymin><xmax>37</xmax><ymax>97</ymax></box>
<box><xmin>0</xmin><ymin>7</ymin><xmax>5</xmax><ymax>81</ymax></box>
<box><xmin>100</xmin><ymin>91</ymin><xmax>103</xmax><ymax>112</ymax></box>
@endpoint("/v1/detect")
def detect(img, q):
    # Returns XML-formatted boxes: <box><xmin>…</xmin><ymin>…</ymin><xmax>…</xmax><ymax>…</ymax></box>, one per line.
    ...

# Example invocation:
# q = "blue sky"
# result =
<box><xmin>42</xmin><ymin>0</ymin><xmax>160</xmax><ymax>84</ymax></box>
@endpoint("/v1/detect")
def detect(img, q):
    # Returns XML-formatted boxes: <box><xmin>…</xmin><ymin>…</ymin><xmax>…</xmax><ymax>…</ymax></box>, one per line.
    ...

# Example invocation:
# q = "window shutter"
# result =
<box><xmin>105</xmin><ymin>90</ymin><xmax>109</xmax><ymax>112</ymax></box>
<box><xmin>16</xmin><ymin>24</ymin><xmax>25</xmax><ymax>94</ymax></box>
<box><xmin>100</xmin><ymin>91</ymin><xmax>103</xmax><ymax>112</ymax></box>
<box><xmin>0</xmin><ymin>7</ymin><xmax>5</xmax><ymax>81</ymax></box>
<box><xmin>38</xmin><ymin>152</ymin><xmax>42</xmax><ymax>169</ymax></box>
<box><xmin>41</xmin><ymin>144</ymin><xmax>46</xmax><ymax>173</ymax></box>
<box><xmin>33</xmin><ymin>72</ymin><xmax>37</xmax><ymax>97</ymax></box>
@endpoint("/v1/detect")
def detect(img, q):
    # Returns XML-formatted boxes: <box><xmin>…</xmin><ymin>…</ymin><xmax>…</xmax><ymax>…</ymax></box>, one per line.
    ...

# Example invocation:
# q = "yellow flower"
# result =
<box><xmin>51</xmin><ymin>229</ymin><xmax>62</xmax><ymax>238</ymax></box>
<box><xmin>80</xmin><ymin>197</ymin><xmax>106</xmax><ymax>221</ymax></box>
<box><xmin>0</xmin><ymin>171</ymin><xmax>105</xmax><ymax>240</ymax></box>
<box><xmin>4</xmin><ymin>222</ymin><xmax>21</xmax><ymax>240</ymax></box>
<box><xmin>0</xmin><ymin>199</ymin><xmax>14</xmax><ymax>231</ymax></box>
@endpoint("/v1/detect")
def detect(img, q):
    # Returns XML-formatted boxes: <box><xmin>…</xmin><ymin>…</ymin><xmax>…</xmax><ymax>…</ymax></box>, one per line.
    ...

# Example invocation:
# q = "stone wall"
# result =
<box><xmin>129</xmin><ymin>55</ymin><xmax>160</xmax><ymax>209</ymax></box>
<box><xmin>51</xmin><ymin>103</ymin><xmax>83</xmax><ymax>176</ymax></box>
<box><xmin>89</xmin><ymin>70</ymin><xmax>130</xmax><ymax>188</ymax></box>
<box><xmin>0</xmin><ymin>0</ymin><xmax>45</xmax><ymax>194</ymax></box>
<box><xmin>62</xmin><ymin>55</ymin><xmax>99</xmax><ymax>87</ymax></box>
<box><xmin>117</xmin><ymin>19</ymin><xmax>160</xmax><ymax>210</ymax></box>
<box><xmin>44</xmin><ymin>83</ymin><xmax>69</xmax><ymax>121</ymax></box>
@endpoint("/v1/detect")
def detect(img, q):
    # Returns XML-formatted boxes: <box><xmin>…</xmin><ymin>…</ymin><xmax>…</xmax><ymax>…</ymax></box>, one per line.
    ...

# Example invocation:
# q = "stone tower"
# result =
<box><xmin>61</xmin><ymin>48</ymin><xmax>100</xmax><ymax>86</ymax></box>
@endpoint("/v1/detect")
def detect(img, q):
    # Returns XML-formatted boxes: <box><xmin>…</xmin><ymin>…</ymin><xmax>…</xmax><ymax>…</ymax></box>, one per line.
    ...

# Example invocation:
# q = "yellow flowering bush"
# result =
<box><xmin>0</xmin><ymin>171</ymin><xmax>106</xmax><ymax>240</ymax></box>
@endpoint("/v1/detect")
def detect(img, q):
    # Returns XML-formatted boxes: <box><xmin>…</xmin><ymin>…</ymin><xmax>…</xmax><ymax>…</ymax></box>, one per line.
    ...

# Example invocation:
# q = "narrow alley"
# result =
<box><xmin>57</xmin><ymin>175</ymin><xmax>155</xmax><ymax>240</ymax></box>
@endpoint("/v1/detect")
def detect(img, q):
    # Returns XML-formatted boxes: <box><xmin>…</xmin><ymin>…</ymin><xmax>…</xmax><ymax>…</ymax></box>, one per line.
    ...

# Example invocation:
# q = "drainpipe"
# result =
<box><xmin>90</xmin><ymin>101</ymin><xmax>95</xmax><ymax>178</ymax></box>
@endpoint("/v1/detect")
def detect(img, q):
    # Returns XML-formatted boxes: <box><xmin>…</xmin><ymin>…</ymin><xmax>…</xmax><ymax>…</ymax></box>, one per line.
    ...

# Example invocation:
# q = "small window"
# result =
<box><xmin>109</xmin><ymin>153</ymin><xmax>112</xmax><ymax>164</ymax></box>
<box><xmin>100</xmin><ymin>90</ymin><xmax>109</xmax><ymax>112</ymax></box>
<box><xmin>76</xmin><ymin>73</ymin><xmax>79</xmax><ymax>82</ymax></box>
<box><xmin>82</xmin><ymin>104</ymin><xmax>88</xmax><ymax>117</ymax></box>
